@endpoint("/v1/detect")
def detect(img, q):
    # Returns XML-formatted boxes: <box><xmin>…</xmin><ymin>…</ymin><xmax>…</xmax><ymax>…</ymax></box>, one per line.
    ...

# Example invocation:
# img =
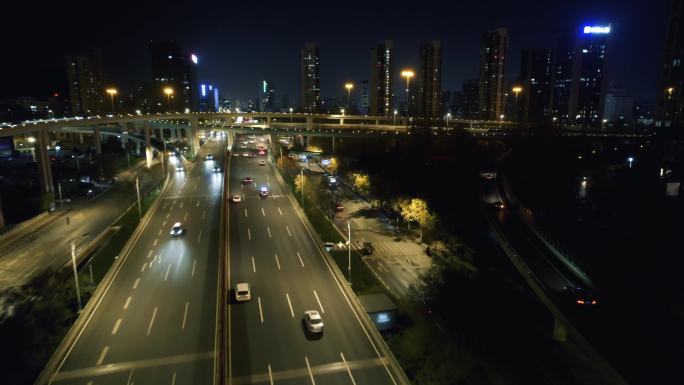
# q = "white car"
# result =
<box><xmin>169</xmin><ymin>222</ymin><xmax>184</xmax><ymax>236</ymax></box>
<box><xmin>304</xmin><ymin>310</ymin><xmax>324</xmax><ymax>333</ymax></box>
<box><xmin>259</xmin><ymin>160</ymin><xmax>266</xmax><ymax>166</ymax></box>
<box><xmin>232</xmin><ymin>152</ymin><xmax>239</xmax><ymax>157</ymax></box>
<box><xmin>242</xmin><ymin>152</ymin><xmax>249</xmax><ymax>157</ymax></box>
<box><xmin>235</xmin><ymin>283</ymin><xmax>251</xmax><ymax>302</ymax></box>
<box><xmin>232</xmin><ymin>195</ymin><xmax>242</xmax><ymax>203</ymax></box>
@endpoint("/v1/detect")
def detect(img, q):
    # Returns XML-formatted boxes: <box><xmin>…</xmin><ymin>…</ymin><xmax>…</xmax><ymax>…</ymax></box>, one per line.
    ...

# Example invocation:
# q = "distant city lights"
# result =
<box><xmin>191</xmin><ymin>54</ymin><xmax>198</xmax><ymax>64</ymax></box>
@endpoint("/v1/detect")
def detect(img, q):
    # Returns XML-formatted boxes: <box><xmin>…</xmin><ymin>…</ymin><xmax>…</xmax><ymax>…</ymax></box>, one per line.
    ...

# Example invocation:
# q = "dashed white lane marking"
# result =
<box><xmin>197</xmin><ymin>231</ymin><xmax>202</xmax><ymax>243</ymax></box>
<box><xmin>267</xmin><ymin>227</ymin><xmax>271</xmax><ymax>238</ymax></box>
<box><xmin>162</xmin><ymin>220</ymin><xmax>167</xmax><ymax>226</ymax></box>
<box><xmin>268</xmin><ymin>364</ymin><xmax>274</xmax><ymax>385</ymax></box>
<box><xmin>305</xmin><ymin>356</ymin><xmax>316</xmax><ymax>385</ymax></box>
<box><xmin>97</xmin><ymin>346</ymin><xmax>109</xmax><ymax>365</ymax></box>
<box><xmin>182</xmin><ymin>301</ymin><xmax>189</xmax><ymax>330</ymax></box>
<box><xmin>274</xmin><ymin>254</ymin><xmax>281</xmax><ymax>270</ymax></box>
<box><xmin>252</xmin><ymin>257</ymin><xmax>256</xmax><ymax>273</ymax></box>
<box><xmin>184</xmin><ymin>212</ymin><xmax>188</xmax><ymax>221</ymax></box>
<box><xmin>140</xmin><ymin>263</ymin><xmax>146</xmax><ymax>273</ymax></box>
<box><xmin>196</xmin><ymin>199</ymin><xmax>200</xmax><ymax>207</ymax></box>
<box><xmin>133</xmin><ymin>278</ymin><xmax>140</xmax><ymax>289</ymax></box>
<box><xmin>147</xmin><ymin>250</ymin><xmax>153</xmax><ymax>259</ymax></box>
<box><xmin>278</xmin><ymin>207</ymin><xmax>283</xmax><ymax>216</ymax></box>
<box><xmin>111</xmin><ymin>318</ymin><xmax>122</xmax><ymax>335</ymax></box>
<box><xmin>202</xmin><ymin>210</ymin><xmax>206</xmax><ymax>220</ymax></box>
<box><xmin>147</xmin><ymin>307</ymin><xmax>158</xmax><ymax>336</ymax></box>
<box><xmin>157</xmin><ymin>229</ymin><xmax>162</xmax><ymax>236</ymax></box>
<box><xmin>285</xmin><ymin>293</ymin><xmax>294</xmax><ymax>318</ymax></box>
<box><xmin>261</xmin><ymin>208</ymin><xmax>266</xmax><ymax>217</ymax></box>
<box><xmin>247</xmin><ymin>228</ymin><xmax>251</xmax><ymax>240</ymax></box>
<box><xmin>258</xmin><ymin>297</ymin><xmax>264</xmax><ymax>324</ymax></box>
<box><xmin>179</xmin><ymin>201</ymin><xmax>184</xmax><ymax>209</ymax></box>
<box><xmin>123</xmin><ymin>296</ymin><xmax>132</xmax><ymax>310</ymax></box>
<box><xmin>340</xmin><ymin>352</ymin><xmax>357</xmax><ymax>385</ymax></box>
<box><xmin>192</xmin><ymin>258</ymin><xmax>197</xmax><ymax>277</ymax></box>
<box><xmin>164</xmin><ymin>263</ymin><xmax>172</xmax><ymax>281</ymax></box>
<box><xmin>166</xmin><ymin>212</ymin><xmax>171</xmax><ymax>219</ymax></box>
<box><xmin>286</xmin><ymin>226</ymin><xmax>291</xmax><ymax>237</ymax></box>
<box><xmin>267</xmin><ymin>182</ymin><xmax>271</xmax><ymax>188</ymax></box>
<box><xmin>171</xmin><ymin>372</ymin><xmax>176</xmax><ymax>385</ymax></box>
<box><xmin>245</xmin><ymin>209</ymin><xmax>248</xmax><ymax>218</ymax></box>
<box><xmin>313</xmin><ymin>290</ymin><xmax>325</xmax><ymax>314</ymax></box>
<box><xmin>297</xmin><ymin>252</ymin><xmax>305</xmax><ymax>268</ymax></box>
<box><xmin>153</xmin><ymin>238</ymin><xmax>159</xmax><ymax>247</ymax></box>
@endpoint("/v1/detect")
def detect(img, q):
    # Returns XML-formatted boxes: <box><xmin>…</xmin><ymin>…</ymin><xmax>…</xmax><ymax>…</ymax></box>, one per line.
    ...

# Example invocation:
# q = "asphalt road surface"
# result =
<box><xmin>228</xmin><ymin>134</ymin><xmax>398</xmax><ymax>385</ymax></box>
<box><xmin>48</xmin><ymin>135</ymin><xmax>225</xmax><ymax>385</ymax></box>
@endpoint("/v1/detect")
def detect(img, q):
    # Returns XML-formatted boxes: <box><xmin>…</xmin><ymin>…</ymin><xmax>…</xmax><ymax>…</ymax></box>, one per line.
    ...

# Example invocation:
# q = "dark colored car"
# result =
<box><xmin>360</xmin><ymin>242</ymin><xmax>374</xmax><ymax>255</ymax></box>
<box><xmin>563</xmin><ymin>286</ymin><xmax>597</xmax><ymax>306</ymax></box>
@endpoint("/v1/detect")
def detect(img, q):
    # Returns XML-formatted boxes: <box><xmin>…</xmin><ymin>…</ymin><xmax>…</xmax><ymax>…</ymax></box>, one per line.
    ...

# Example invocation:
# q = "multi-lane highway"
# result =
<box><xmin>228</xmin><ymin>134</ymin><xmax>401</xmax><ymax>385</ymax></box>
<box><xmin>46</xmin><ymin>136</ymin><xmax>225</xmax><ymax>385</ymax></box>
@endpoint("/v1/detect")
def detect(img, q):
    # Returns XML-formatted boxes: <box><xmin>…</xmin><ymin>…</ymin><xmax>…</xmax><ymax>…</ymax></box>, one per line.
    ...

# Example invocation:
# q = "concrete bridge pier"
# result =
<box><xmin>227</xmin><ymin>130</ymin><xmax>234</xmax><ymax>149</ymax></box>
<box><xmin>34</xmin><ymin>130</ymin><xmax>55</xmax><ymax>209</ymax></box>
<box><xmin>135</xmin><ymin>140</ymin><xmax>141</xmax><ymax>156</ymax></box>
<box><xmin>144</xmin><ymin>120</ymin><xmax>153</xmax><ymax>169</ymax></box>
<box><xmin>306</xmin><ymin>117</ymin><xmax>313</xmax><ymax>131</ymax></box>
<box><xmin>553</xmin><ymin>317</ymin><xmax>567</xmax><ymax>342</ymax></box>
<box><xmin>332</xmin><ymin>136</ymin><xmax>335</xmax><ymax>153</ymax></box>
<box><xmin>189</xmin><ymin>118</ymin><xmax>200</xmax><ymax>157</ymax></box>
<box><xmin>93</xmin><ymin>126</ymin><xmax>102</xmax><ymax>155</ymax></box>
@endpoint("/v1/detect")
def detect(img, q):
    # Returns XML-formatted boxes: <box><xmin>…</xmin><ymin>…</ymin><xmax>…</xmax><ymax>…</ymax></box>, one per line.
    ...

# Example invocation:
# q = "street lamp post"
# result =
<box><xmin>393</xmin><ymin>109</ymin><xmax>398</xmax><ymax>125</ymax></box>
<box><xmin>347</xmin><ymin>221</ymin><xmax>351</xmax><ymax>285</ymax></box>
<box><xmin>135</xmin><ymin>177</ymin><xmax>142</xmax><ymax>219</ymax></box>
<box><xmin>106</xmin><ymin>88</ymin><xmax>118</xmax><ymax>115</ymax></box>
<box><xmin>300</xmin><ymin>168</ymin><xmax>304</xmax><ymax>208</ymax></box>
<box><xmin>499</xmin><ymin>114</ymin><xmax>504</xmax><ymax>129</ymax></box>
<box><xmin>445</xmin><ymin>112</ymin><xmax>452</xmax><ymax>127</ymax></box>
<box><xmin>164</xmin><ymin>87</ymin><xmax>174</xmax><ymax>113</ymax></box>
<box><xmin>289</xmin><ymin>107</ymin><xmax>293</xmax><ymax>122</ymax></box>
<box><xmin>512</xmin><ymin>86</ymin><xmax>522</xmax><ymax>121</ymax></box>
<box><xmin>71</xmin><ymin>242</ymin><xmax>82</xmax><ymax>311</ymax></box>
<box><xmin>345</xmin><ymin>83</ymin><xmax>354</xmax><ymax>108</ymax></box>
<box><xmin>401</xmin><ymin>70</ymin><xmax>414</xmax><ymax>115</ymax></box>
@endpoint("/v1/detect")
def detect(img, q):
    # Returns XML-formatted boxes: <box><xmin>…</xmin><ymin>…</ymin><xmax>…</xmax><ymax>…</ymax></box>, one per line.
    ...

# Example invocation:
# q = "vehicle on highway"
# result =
<box><xmin>242</xmin><ymin>177</ymin><xmax>253</xmax><ymax>184</ymax></box>
<box><xmin>258</xmin><ymin>150</ymin><xmax>266</xmax><ymax>155</ymax></box>
<box><xmin>492</xmin><ymin>201</ymin><xmax>505</xmax><ymax>209</ymax></box>
<box><xmin>335</xmin><ymin>203</ymin><xmax>344</xmax><ymax>212</ymax></box>
<box><xmin>248</xmin><ymin>153</ymin><xmax>256</xmax><ymax>158</ymax></box>
<box><xmin>360</xmin><ymin>241</ymin><xmax>374</xmax><ymax>255</ymax></box>
<box><xmin>563</xmin><ymin>286</ymin><xmax>597</xmax><ymax>305</ymax></box>
<box><xmin>231</xmin><ymin>195</ymin><xmax>242</xmax><ymax>203</ymax></box>
<box><xmin>176</xmin><ymin>165</ymin><xmax>184</xmax><ymax>172</ymax></box>
<box><xmin>303</xmin><ymin>310</ymin><xmax>324</xmax><ymax>333</ymax></box>
<box><xmin>259</xmin><ymin>160</ymin><xmax>266</xmax><ymax>166</ymax></box>
<box><xmin>235</xmin><ymin>283</ymin><xmax>251</xmax><ymax>302</ymax></box>
<box><xmin>213</xmin><ymin>166</ymin><xmax>221</xmax><ymax>173</ymax></box>
<box><xmin>242</xmin><ymin>152</ymin><xmax>249</xmax><ymax>157</ymax></box>
<box><xmin>205</xmin><ymin>154</ymin><xmax>214</xmax><ymax>160</ymax></box>
<box><xmin>169</xmin><ymin>222</ymin><xmax>184</xmax><ymax>236</ymax></box>
<box><xmin>259</xmin><ymin>186</ymin><xmax>269</xmax><ymax>197</ymax></box>
<box><xmin>232</xmin><ymin>152</ymin><xmax>239</xmax><ymax>157</ymax></box>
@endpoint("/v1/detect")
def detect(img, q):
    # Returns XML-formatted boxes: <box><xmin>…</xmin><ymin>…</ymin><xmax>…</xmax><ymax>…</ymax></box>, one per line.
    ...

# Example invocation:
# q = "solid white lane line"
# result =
<box><xmin>153</xmin><ymin>238</ymin><xmax>159</xmax><ymax>247</ymax></box>
<box><xmin>126</xmin><ymin>368</ymin><xmax>134</xmax><ymax>385</ymax></box>
<box><xmin>297</xmin><ymin>252</ymin><xmax>305</xmax><ymax>268</ymax></box>
<box><xmin>274</xmin><ymin>254</ymin><xmax>281</xmax><ymax>270</ymax></box>
<box><xmin>192</xmin><ymin>258</ymin><xmax>197</xmax><ymax>277</ymax></box>
<box><xmin>261</xmin><ymin>207</ymin><xmax>266</xmax><ymax>217</ymax></box>
<box><xmin>182</xmin><ymin>302</ymin><xmax>189</xmax><ymax>330</ymax></box>
<box><xmin>197</xmin><ymin>231</ymin><xmax>202</xmax><ymax>243</ymax></box>
<box><xmin>112</xmin><ymin>318</ymin><xmax>122</xmax><ymax>335</ymax></box>
<box><xmin>252</xmin><ymin>257</ymin><xmax>256</xmax><ymax>273</ymax></box>
<box><xmin>133</xmin><ymin>278</ymin><xmax>140</xmax><ymax>289</ymax></box>
<box><xmin>305</xmin><ymin>356</ymin><xmax>316</xmax><ymax>385</ymax></box>
<box><xmin>258</xmin><ymin>297</ymin><xmax>264</xmax><ymax>324</ymax></box>
<box><xmin>313</xmin><ymin>290</ymin><xmax>325</xmax><ymax>314</ymax></box>
<box><xmin>171</xmin><ymin>372</ymin><xmax>176</xmax><ymax>385</ymax></box>
<box><xmin>164</xmin><ymin>263</ymin><xmax>172</xmax><ymax>281</ymax></box>
<box><xmin>123</xmin><ymin>296</ymin><xmax>132</xmax><ymax>310</ymax></box>
<box><xmin>278</xmin><ymin>207</ymin><xmax>283</xmax><ymax>216</ymax></box>
<box><xmin>340</xmin><ymin>352</ymin><xmax>357</xmax><ymax>385</ymax></box>
<box><xmin>268</xmin><ymin>364</ymin><xmax>274</xmax><ymax>385</ymax></box>
<box><xmin>285</xmin><ymin>293</ymin><xmax>294</xmax><ymax>318</ymax></box>
<box><xmin>97</xmin><ymin>346</ymin><xmax>109</xmax><ymax>366</ymax></box>
<box><xmin>202</xmin><ymin>210</ymin><xmax>206</xmax><ymax>220</ymax></box>
<box><xmin>147</xmin><ymin>307</ymin><xmax>158</xmax><ymax>336</ymax></box>
<box><xmin>267</xmin><ymin>226</ymin><xmax>271</xmax><ymax>238</ymax></box>
<box><xmin>286</xmin><ymin>226</ymin><xmax>291</xmax><ymax>237</ymax></box>
<box><xmin>158</xmin><ymin>229</ymin><xmax>162</xmax><ymax>236</ymax></box>
<box><xmin>140</xmin><ymin>263</ymin><xmax>146</xmax><ymax>273</ymax></box>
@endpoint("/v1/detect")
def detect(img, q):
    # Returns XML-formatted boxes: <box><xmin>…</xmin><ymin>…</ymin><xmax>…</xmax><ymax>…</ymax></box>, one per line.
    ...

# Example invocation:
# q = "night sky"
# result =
<box><xmin>0</xmin><ymin>0</ymin><xmax>670</xmax><ymax>104</ymax></box>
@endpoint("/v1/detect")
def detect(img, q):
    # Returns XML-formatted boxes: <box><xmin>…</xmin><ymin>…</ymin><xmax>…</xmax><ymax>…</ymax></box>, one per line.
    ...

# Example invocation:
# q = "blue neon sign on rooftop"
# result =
<box><xmin>583</xmin><ymin>25</ymin><xmax>611</xmax><ymax>34</ymax></box>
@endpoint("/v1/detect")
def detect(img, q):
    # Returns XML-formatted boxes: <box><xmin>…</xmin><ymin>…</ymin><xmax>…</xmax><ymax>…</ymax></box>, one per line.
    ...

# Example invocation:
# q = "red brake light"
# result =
<box><xmin>577</xmin><ymin>300</ymin><xmax>584</xmax><ymax>304</ymax></box>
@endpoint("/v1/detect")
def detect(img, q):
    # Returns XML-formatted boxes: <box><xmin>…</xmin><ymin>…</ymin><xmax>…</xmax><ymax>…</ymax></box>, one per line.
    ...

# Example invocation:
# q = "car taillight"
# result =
<box><xmin>591</xmin><ymin>300</ymin><xmax>596</xmax><ymax>305</ymax></box>
<box><xmin>577</xmin><ymin>300</ymin><xmax>584</xmax><ymax>304</ymax></box>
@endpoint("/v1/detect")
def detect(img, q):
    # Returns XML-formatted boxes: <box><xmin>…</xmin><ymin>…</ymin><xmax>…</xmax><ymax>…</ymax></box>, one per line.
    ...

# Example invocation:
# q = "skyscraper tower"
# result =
<box><xmin>417</xmin><ymin>41</ymin><xmax>442</xmax><ymax>119</ymax></box>
<box><xmin>520</xmin><ymin>48</ymin><xmax>553</xmax><ymax>123</ymax></box>
<box><xmin>478</xmin><ymin>28</ymin><xmax>509</xmax><ymax>121</ymax></box>
<box><xmin>300</xmin><ymin>43</ymin><xmax>321</xmax><ymax>113</ymax></box>
<box><xmin>657</xmin><ymin>0</ymin><xmax>684</xmax><ymax>132</ymax></box>
<box><xmin>149</xmin><ymin>41</ymin><xmax>198</xmax><ymax>112</ymax></box>
<box><xmin>569</xmin><ymin>25</ymin><xmax>611</xmax><ymax>126</ymax></box>
<box><xmin>260</xmin><ymin>80</ymin><xmax>276</xmax><ymax>112</ymax></box>
<box><xmin>66</xmin><ymin>49</ymin><xmax>106</xmax><ymax>117</ymax></box>
<box><xmin>370</xmin><ymin>40</ymin><xmax>393</xmax><ymax>116</ymax></box>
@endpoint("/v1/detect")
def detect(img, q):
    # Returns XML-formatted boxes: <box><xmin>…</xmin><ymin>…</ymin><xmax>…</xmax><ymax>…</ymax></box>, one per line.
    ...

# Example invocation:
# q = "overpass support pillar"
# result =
<box><xmin>340</xmin><ymin>118</ymin><xmax>344</xmax><ymax>125</ymax></box>
<box><xmin>375</xmin><ymin>119</ymin><xmax>380</xmax><ymax>124</ymax></box>
<box><xmin>189</xmin><ymin>118</ymin><xmax>200</xmax><ymax>158</ymax></box>
<box><xmin>79</xmin><ymin>133</ymin><xmax>84</xmax><ymax>144</ymax></box>
<box><xmin>93</xmin><ymin>126</ymin><xmax>102</xmax><ymax>155</ymax></box>
<box><xmin>227</xmin><ymin>131</ymin><xmax>234</xmax><ymax>149</ymax></box>
<box><xmin>135</xmin><ymin>140</ymin><xmax>141</xmax><ymax>156</ymax></box>
<box><xmin>144</xmin><ymin>120</ymin><xmax>153</xmax><ymax>169</ymax></box>
<box><xmin>306</xmin><ymin>117</ymin><xmax>313</xmax><ymax>131</ymax></box>
<box><xmin>35</xmin><ymin>130</ymin><xmax>55</xmax><ymax>209</ymax></box>
<box><xmin>266</xmin><ymin>116</ymin><xmax>272</xmax><ymax>125</ymax></box>
<box><xmin>331</xmin><ymin>136</ymin><xmax>335</xmax><ymax>153</ymax></box>
<box><xmin>553</xmin><ymin>317</ymin><xmax>567</xmax><ymax>342</ymax></box>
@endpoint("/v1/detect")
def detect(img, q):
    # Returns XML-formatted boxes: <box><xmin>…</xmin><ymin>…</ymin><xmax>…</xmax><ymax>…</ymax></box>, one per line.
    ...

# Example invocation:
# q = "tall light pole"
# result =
<box><xmin>393</xmin><ymin>109</ymin><xmax>398</xmax><ymax>125</ymax></box>
<box><xmin>135</xmin><ymin>177</ymin><xmax>142</xmax><ymax>219</ymax></box>
<box><xmin>71</xmin><ymin>242</ymin><xmax>82</xmax><ymax>311</ymax></box>
<box><xmin>347</xmin><ymin>220</ymin><xmax>351</xmax><ymax>285</ymax></box>
<box><xmin>106</xmin><ymin>88</ymin><xmax>118</xmax><ymax>115</ymax></box>
<box><xmin>289</xmin><ymin>107</ymin><xmax>293</xmax><ymax>122</ymax></box>
<box><xmin>445</xmin><ymin>112</ymin><xmax>452</xmax><ymax>126</ymax></box>
<box><xmin>164</xmin><ymin>87</ymin><xmax>174</xmax><ymax>113</ymax></box>
<box><xmin>345</xmin><ymin>83</ymin><xmax>354</xmax><ymax>107</ymax></box>
<box><xmin>401</xmin><ymin>70</ymin><xmax>414</xmax><ymax>115</ymax></box>
<box><xmin>512</xmin><ymin>86</ymin><xmax>522</xmax><ymax>121</ymax></box>
<box><xmin>300</xmin><ymin>168</ymin><xmax>304</xmax><ymax>208</ymax></box>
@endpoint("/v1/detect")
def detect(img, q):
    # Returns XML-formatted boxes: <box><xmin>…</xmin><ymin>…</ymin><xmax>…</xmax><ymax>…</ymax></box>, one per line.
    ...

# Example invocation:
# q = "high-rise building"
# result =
<box><xmin>199</xmin><ymin>84</ymin><xmax>220</xmax><ymax>112</ymax></box>
<box><xmin>551</xmin><ymin>25</ymin><xmax>611</xmax><ymax>127</ymax></box>
<box><xmin>478</xmin><ymin>28</ymin><xmax>508</xmax><ymax>120</ymax></box>
<box><xmin>603</xmin><ymin>90</ymin><xmax>634</xmax><ymax>124</ymax></box>
<box><xmin>66</xmin><ymin>49</ymin><xmax>106</xmax><ymax>116</ymax></box>
<box><xmin>657</xmin><ymin>0</ymin><xmax>684</xmax><ymax>131</ymax></box>
<box><xmin>440</xmin><ymin>90</ymin><xmax>451</xmax><ymax>115</ymax></box>
<box><xmin>300</xmin><ymin>43</ymin><xmax>321</xmax><ymax>113</ymax></box>
<box><xmin>417</xmin><ymin>41</ymin><xmax>442</xmax><ymax>119</ymax></box>
<box><xmin>450</xmin><ymin>90</ymin><xmax>465</xmax><ymax>118</ymax></box>
<box><xmin>260</xmin><ymin>80</ymin><xmax>276</xmax><ymax>112</ymax></box>
<box><xmin>370</xmin><ymin>40</ymin><xmax>393</xmax><ymax>116</ymax></box>
<box><xmin>149</xmin><ymin>41</ymin><xmax>198</xmax><ymax>112</ymax></box>
<box><xmin>461</xmin><ymin>79</ymin><xmax>480</xmax><ymax>119</ymax></box>
<box><xmin>519</xmin><ymin>48</ymin><xmax>553</xmax><ymax>123</ymax></box>
<box><xmin>361</xmin><ymin>80</ymin><xmax>369</xmax><ymax>115</ymax></box>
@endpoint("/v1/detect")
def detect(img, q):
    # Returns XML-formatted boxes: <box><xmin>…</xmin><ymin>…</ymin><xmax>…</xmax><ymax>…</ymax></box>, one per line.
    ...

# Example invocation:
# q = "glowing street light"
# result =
<box><xmin>27</xmin><ymin>136</ymin><xmax>36</xmax><ymax>143</ymax></box>
<box><xmin>393</xmin><ymin>109</ymin><xmax>398</xmax><ymax>125</ymax></box>
<box><xmin>445</xmin><ymin>112</ymin><xmax>452</xmax><ymax>126</ymax></box>
<box><xmin>164</xmin><ymin>87</ymin><xmax>174</xmax><ymax>113</ymax></box>
<box><xmin>344</xmin><ymin>83</ymin><xmax>354</xmax><ymax>106</ymax></box>
<box><xmin>106</xmin><ymin>88</ymin><xmax>118</xmax><ymax>115</ymax></box>
<box><xmin>401</xmin><ymin>69</ymin><xmax>414</xmax><ymax>114</ymax></box>
<box><xmin>667</xmin><ymin>87</ymin><xmax>675</xmax><ymax>98</ymax></box>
